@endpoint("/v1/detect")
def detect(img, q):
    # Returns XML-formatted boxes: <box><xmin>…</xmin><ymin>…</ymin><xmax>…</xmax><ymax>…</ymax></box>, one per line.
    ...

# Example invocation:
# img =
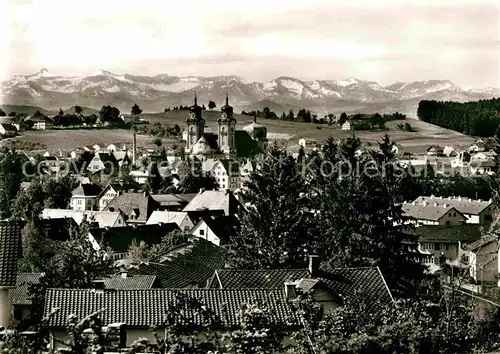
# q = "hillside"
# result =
<box><xmin>2</xmin><ymin>69</ymin><xmax>498</xmax><ymax>117</ymax></box>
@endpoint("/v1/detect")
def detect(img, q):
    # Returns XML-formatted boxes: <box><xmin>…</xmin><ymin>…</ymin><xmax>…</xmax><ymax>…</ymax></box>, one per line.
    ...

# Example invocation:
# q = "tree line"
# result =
<box><xmin>417</xmin><ymin>98</ymin><xmax>500</xmax><ymax>137</ymax></box>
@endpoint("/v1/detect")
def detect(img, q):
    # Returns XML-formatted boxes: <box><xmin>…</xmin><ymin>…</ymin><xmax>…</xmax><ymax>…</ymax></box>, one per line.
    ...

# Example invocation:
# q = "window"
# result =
<box><xmin>445</xmin><ymin>220</ymin><xmax>450</xmax><ymax>226</ymax></box>
<box><xmin>440</xmin><ymin>243</ymin><xmax>447</xmax><ymax>251</ymax></box>
<box><xmin>453</xmin><ymin>213</ymin><xmax>456</xmax><ymax>217</ymax></box>
<box><xmin>199</xmin><ymin>229</ymin><xmax>205</xmax><ymax>236</ymax></box>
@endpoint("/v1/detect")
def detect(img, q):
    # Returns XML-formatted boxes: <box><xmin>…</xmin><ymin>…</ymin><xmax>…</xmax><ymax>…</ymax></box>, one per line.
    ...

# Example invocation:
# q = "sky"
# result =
<box><xmin>1</xmin><ymin>0</ymin><xmax>499</xmax><ymax>88</ymax></box>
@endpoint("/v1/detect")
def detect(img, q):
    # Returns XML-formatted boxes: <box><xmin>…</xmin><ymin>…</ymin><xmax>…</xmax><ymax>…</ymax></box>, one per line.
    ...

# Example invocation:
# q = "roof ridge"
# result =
<box><xmin>47</xmin><ymin>287</ymin><xmax>286</xmax><ymax>292</ymax></box>
<box><xmin>217</xmin><ymin>268</ymin><xmax>309</xmax><ymax>272</ymax></box>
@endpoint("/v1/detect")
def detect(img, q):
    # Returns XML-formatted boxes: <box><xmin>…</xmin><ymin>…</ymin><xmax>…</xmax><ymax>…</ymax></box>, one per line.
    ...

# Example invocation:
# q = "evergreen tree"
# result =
<box><xmin>131</xmin><ymin>103</ymin><xmax>142</xmax><ymax>115</ymax></box>
<box><xmin>74</xmin><ymin>105</ymin><xmax>83</xmax><ymax>114</ymax></box>
<box><xmin>0</xmin><ymin>149</ymin><xmax>25</xmax><ymax>219</ymax></box>
<box><xmin>0</xmin><ymin>108</ymin><xmax>6</xmax><ymax>116</ymax></box>
<box><xmin>208</xmin><ymin>101</ymin><xmax>216</xmax><ymax>110</ymax></box>
<box><xmin>229</xmin><ymin>144</ymin><xmax>315</xmax><ymax>268</ymax></box>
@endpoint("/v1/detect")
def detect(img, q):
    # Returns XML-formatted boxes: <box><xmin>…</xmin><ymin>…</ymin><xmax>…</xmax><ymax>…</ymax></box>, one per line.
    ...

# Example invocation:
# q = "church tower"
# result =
<box><xmin>218</xmin><ymin>94</ymin><xmax>236</xmax><ymax>156</ymax></box>
<box><xmin>185</xmin><ymin>92</ymin><xmax>205</xmax><ymax>152</ymax></box>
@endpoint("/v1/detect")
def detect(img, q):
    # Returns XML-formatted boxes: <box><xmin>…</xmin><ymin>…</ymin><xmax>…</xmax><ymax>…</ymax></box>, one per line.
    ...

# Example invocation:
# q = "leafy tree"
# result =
<box><xmin>0</xmin><ymin>108</ymin><xmax>6</xmax><ymax>116</ymax></box>
<box><xmin>338</xmin><ymin>112</ymin><xmax>348</xmax><ymax>125</ymax></box>
<box><xmin>229</xmin><ymin>144</ymin><xmax>315</xmax><ymax>269</ymax></box>
<box><xmin>0</xmin><ymin>149</ymin><xmax>25</xmax><ymax>219</ymax></box>
<box><xmin>126</xmin><ymin>239</ymin><xmax>150</xmax><ymax>263</ymax></box>
<box><xmin>74</xmin><ymin>105</ymin><xmax>83</xmax><ymax>114</ymax></box>
<box><xmin>131</xmin><ymin>103</ymin><xmax>142</xmax><ymax>115</ymax></box>
<box><xmin>153</xmin><ymin>137</ymin><xmax>162</xmax><ymax>147</ymax></box>
<box><xmin>208</xmin><ymin>101</ymin><xmax>216</xmax><ymax>110</ymax></box>
<box><xmin>126</xmin><ymin>231</ymin><xmax>191</xmax><ymax>263</ymax></box>
<box><xmin>8</xmin><ymin>111</ymin><xmax>16</xmax><ymax>117</ymax></box>
<box><xmin>99</xmin><ymin>106</ymin><xmax>120</xmax><ymax>123</ymax></box>
<box><xmin>175</xmin><ymin>157</ymin><xmax>218</xmax><ymax>193</ymax></box>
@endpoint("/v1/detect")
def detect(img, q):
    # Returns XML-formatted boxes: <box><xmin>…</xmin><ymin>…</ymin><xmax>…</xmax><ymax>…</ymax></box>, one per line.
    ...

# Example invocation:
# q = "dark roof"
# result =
<box><xmin>186</xmin><ymin>209</ymin><xmax>225</xmax><ymax>224</ymax></box>
<box><xmin>13</xmin><ymin>273</ymin><xmax>43</xmax><ymax>305</ymax></box>
<box><xmin>402</xmin><ymin>203</ymin><xmax>465</xmax><ymax>221</ymax></box>
<box><xmin>0</xmin><ymin>123</ymin><xmax>17</xmax><ymax>132</ymax></box>
<box><xmin>36</xmin><ymin>217</ymin><xmax>78</xmax><ymax>242</ymax></box>
<box><xmin>96</xmin><ymin>152</ymin><xmax>118</xmax><ymax>165</ymax></box>
<box><xmin>212</xmin><ymin>267</ymin><xmax>394</xmax><ymax>312</ymax></box>
<box><xmin>0</xmin><ymin>221</ymin><xmax>23</xmax><ymax>287</ymax></box>
<box><xmin>72</xmin><ymin>183</ymin><xmax>103</xmax><ymax>197</ymax></box>
<box><xmin>104</xmin><ymin>192</ymin><xmax>159</xmax><ymax>223</ymax></box>
<box><xmin>466</xmin><ymin>234</ymin><xmax>498</xmax><ymax>252</ymax></box>
<box><xmin>201</xmin><ymin>133</ymin><xmax>219</xmax><ymax>151</ymax></box>
<box><xmin>89</xmin><ymin>223</ymin><xmax>180</xmax><ymax>254</ymax></box>
<box><xmin>470</xmin><ymin>160</ymin><xmax>495</xmax><ymax>168</ymax></box>
<box><xmin>97</xmin><ymin>184</ymin><xmax>122</xmax><ymax>199</ymax></box>
<box><xmin>234</xmin><ymin>130</ymin><xmax>262</xmax><ymax>158</ymax></box>
<box><xmin>212</xmin><ymin>269</ymin><xmax>310</xmax><ymax>289</ymax></box>
<box><xmin>43</xmin><ymin>288</ymin><xmax>296</xmax><ymax>329</ymax></box>
<box><xmin>126</xmin><ymin>238</ymin><xmax>226</xmax><ymax>288</ymax></box>
<box><xmin>411</xmin><ymin>224</ymin><xmax>484</xmax><ymax>244</ymax></box>
<box><xmin>198</xmin><ymin>215</ymin><xmax>240</xmax><ymax>244</ymax></box>
<box><xmin>102</xmin><ymin>275</ymin><xmax>159</xmax><ymax>289</ymax></box>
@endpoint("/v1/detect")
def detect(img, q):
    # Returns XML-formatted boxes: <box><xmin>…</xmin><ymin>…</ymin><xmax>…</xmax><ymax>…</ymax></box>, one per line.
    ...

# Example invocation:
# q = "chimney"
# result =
<box><xmin>443</xmin><ymin>203</ymin><xmax>447</xmax><ymax>208</ymax></box>
<box><xmin>422</xmin><ymin>201</ymin><xmax>427</xmax><ymax>206</ymax></box>
<box><xmin>458</xmin><ymin>196</ymin><xmax>462</xmax><ymax>201</ymax></box>
<box><xmin>199</xmin><ymin>188</ymin><xmax>205</xmax><ymax>194</ymax></box>
<box><xmin>308</xmin><ymin>254</ymin><xmax>320</xmax><ymax>276</ymax></box>
<box><xmin>433</xmin><ymin>202</ymin><xmax>437</xmax><ymax>207</ymax></box>
<box><xmin>132</xmin><ymin>132</ymin><xmax>137</xmax><ymax>166</ymax></box>
<box><xmin>430</xmin><ymin>195</ymin><xmax>434</xmax><ymax>199</ymax></box>
<box><xmin>120</xmin><ymin>271</ymin><xmax>128</xmax><ymax>279</ymax></box>
<box><xmin>478</xmin><ymin>199</ymin><xmax>482</xmax><ymax>202</ymax></box>
<box><xmin>284</xmin><ymin>281</ymin><xmax>296</xmax><ymax>300</ymax></box>
<box><xmin>92</xmin><ymin>280</ymin><xmax>106</xmax><ymax>294</ymax></box>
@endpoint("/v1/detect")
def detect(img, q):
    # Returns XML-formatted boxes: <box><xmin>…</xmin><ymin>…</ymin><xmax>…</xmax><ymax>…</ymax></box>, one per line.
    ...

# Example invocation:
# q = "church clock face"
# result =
<box><xmin>221</xmin><ymin>113</ymin><xmax>227</xmax><ymax>119</ymax></box>
<box><xmin>190</xmin><ymin>112</ymin><xmax>196</xmax><ymax>119</ymax></box>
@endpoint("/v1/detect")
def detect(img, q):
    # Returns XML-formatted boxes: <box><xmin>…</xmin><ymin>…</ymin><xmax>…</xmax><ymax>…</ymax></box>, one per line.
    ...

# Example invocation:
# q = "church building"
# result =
<box><xmin>184</xmin><ymin>94</ymin><xmax>268</xmax><ymax>159</ymax></box>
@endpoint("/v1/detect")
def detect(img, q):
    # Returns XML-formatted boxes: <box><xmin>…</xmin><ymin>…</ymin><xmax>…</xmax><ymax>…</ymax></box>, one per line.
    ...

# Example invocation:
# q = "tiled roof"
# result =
<box><xmin>414</xmin><ymin>196</ymin><xmax>492</xmax><ymax>216</ymax></box>
<box><xmin>126</xmin><ymin>238</ymin><xmax>226</xmax><ymax>288</ymax></box>
<box><xmin>183</xmin><ymin>190</ymin><xmax>240</xmax><ymax>216</ymax></box>
<box><xmin>104</xmin><ymin>192</ymin><xmax>159</xmax><ymax>223</ymax></box>
<box><xmin>470</xmin><ymin>160</ymin><xmax>495</xmax><ymax>168</ymax></box>
<box><xmin>412</xmin><ymin>224</ymin><xmax>484</xmax><ymax>244</ymax></box>
<box><xmin>212</xmin><ymin>267</ymin><xmax>394</xmax><ymax>312</ymax></box>
<box><xmin>212</xmin><ymin>269</ymin><xmax>310</xmax><ymax>289</ymax></box>
<box><xmin>72</xmin><ymin>183</ymin><xmax>102</xmax><ymax>197</ymax></box>
<box><xmin>89</xmin><ymin>223</ymin><xmax>180</xmax><ymax>254</ymax></box>
<box><xmin>0</xmin><ymin>123</ymin><xmax>17</xmax><ymax>132</ymax></box>
<box><xmin>0</xmin><ymin>221</ymin><xmax>23</xmax><ymax>287</ymax></box>
<box><xmin>150</xmin><ymin>194</ymin><xmax>197</xmax><ymax>207</ymax></box>
<box><xmin>102</xmin><ymin>275</ymin><xmax>158</xmax><ymax>289</ymax></box>
<box><xmin>42</xmin><ymin>209</ymin><xmax>124</xmax><ymax>228</ymax></box>
<box><xmin>13</xmin><ymin>272</ymin><xmax>43</xmax><ymax>305</ymax></box>
<box><xmin>402</xmin><ymin>203</ymin><xmax>464</xmax><ymax>221</ymax></box>
<box><xmin>186</xmin><ymin>210</ymin><xmax>225</xmax><ymax>224</ymax></box>
<box><xmin>146</xmin><ymin>211</ymin><xmax>190</xmax><ymax>227</ymax></box>
<box><xmin>465</xmin><ymin>234</ymin><xmax>498</xmax><ymax>252</ymax></box>
<box><xmin>234</xmin><ymin>130</ymin><xmax>262</xmax><ymax>158</ymax></box>
<box><xmin>44</xmin><ymin>288</ymin><xmax>296</xmax><ymax>328</ymax></box>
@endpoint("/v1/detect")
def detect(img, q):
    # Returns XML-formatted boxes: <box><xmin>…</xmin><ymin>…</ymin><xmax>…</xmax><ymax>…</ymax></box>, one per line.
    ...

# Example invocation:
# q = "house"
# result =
<box><xmin>451</xmin><ymin>151</ymin><xmax>471</xmax><ymax>168</ymax></box>
<box><xmin>98</xmin><ymin>184</ymin><xmax>122</xmax><ymax>211</ymax></box>
<box><xmin>0</xmin><ymin>123</ymin><xmax>17</xmax><ymax>137</ymax></box>
<box><xmin>107</xmin><ymin>144</ymin><xmax>118</xmax><ymax>152</ymax></box>
<box><xmin>341</xmin><ymin>121</ymin><xmax>350</xmax><ymax>130</ymax></box>
<box><xmin>190</xmin><ymin>215</ymin><xmax>239</xmax><ymax>246</ymax></box>
<box><xmin>70</xmin><ymin>183</ymin><xmax>102</xmax><ymax>211</ymax></box>
<box><xmin>43</xmin><ymin>287</ymin><xmax>295</xmax><ymax>351</ymax></box>
<box><xmin>88</xmin><ymin>223</ymin><xmax>180</xmax><ymax>260</ymax></box>
<box><xmin>122</xmin><ymin>237</ymin><xmax>226</xmax><ymax>288</ymax></box>
<box><xmin>413</xmin><ymin>196</ymin><xmax>493</xmax><ymax>224</ymax></box>
<box><xmin>28</xmin><ymin>115</ymin><xmax>54</xmax><ymax>130</ymax></box>
<box><xmin>427</xmin><ymin>145</ymin><xmax>444</xmax><ymax>156</ymax></box>
<box><xmin>465</xmin><ymin>234</ymin><xmax>498</xmax><ymax>284</ymax></box>
<box><xmin>468</xmin><ymin>141</ymin><xmax>486</xmax><ymax>153</ymax></box>
<box><xmin>410</xmin><ymin>224</ymin><xmax>483</xmax><ymax>272</ymax></box>
<box><xmin>146</xmin><ymin>211</ymin><xmax>195</xmax><ymax>232</ymax></box>
<box><xmin>470</xmin><ymin>151</ymin><xmax>497</xmax><ymax>162</ymax></box>
<box><xmin>36</xmin><ymin>217</ymin><xmax>79</xmax><ymax>242</ymax></box>
<box><xmin>391</xmin><ymin>143</ymin><xmax>404</xmax><ymax>156</ymax></box>
<box><xmin>210</xmin><ymin>258</ymin><xmax>394</xmax><ymax>314</ymax></box>
<box><xmin>112</xmin><ymin>151</ymin><xmax>132</xmax><ymax>167</ymax></box>
<box><xmin>183</xmin><ymin>189</ymin><xmax>240</xmax><ymax>216</ymax></box>
<box><xmin>129</xmin><ymin>169</ymin><xmax>151</xmax><ymax>184</ymax></box>
<box><xmin>402</xmin><ymin>201</ymin><xmax>467</xmax><ymax>226</ymax></box>
<box><xmin>150</xmin><ymin>193</ymin><xmax>197</xmax><ymax>211</ymax></box>
<box><xmin>87</xmin><ymin>152</ymin><xmax>119</xmax><ymax>174</ymax></box>
<box><xmin>93</xmin><ymin>144</ymin><xmax>102</xmax><ymax>152</ymax></box>
<box><xmin>104</xmin><ymin>192</ymin><xmax>160</xmax><ymax>224</ymax></box>
<box><xmin>469</xmin><ymin>160</ymin><xmax>495</xmax><ymax>176</ymax></box>
<box><xmin>298</xmin><ymin>137</ymin><xmax>318</xmax><ymax>149</ymax></box>
<box><xmin>42</xmin><ymin>209</ymin><xmax>126</xmax><ymax>228</ymax></box>
<box><xmin>211</xmin><ymin>159</ymin><xmax>240</xmax><ymax>191</ymax></box>
<box><xmin>443</xmin><ymin>145</ymin><xmax>457</xmax><ymax>157</ymax></box>
<box><xmin>239</xmin><ymin>160</ymin><xmax>257</xmax><ymax>189</ymax></box>
<box><xmin>0</xmin><ymin>221</ymin><xmax>23</xmax><ymax>329</ymax></box>
<box><xmin>42</xmin><ymin>155</ymin><xmax>62</xmax><ymax>174</ymax></box>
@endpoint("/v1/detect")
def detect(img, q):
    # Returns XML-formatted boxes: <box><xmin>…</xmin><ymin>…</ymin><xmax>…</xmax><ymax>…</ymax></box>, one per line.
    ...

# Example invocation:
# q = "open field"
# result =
<box><xmin>1</xmin><ymin>110</ymin><xmax>476</xmax><ymax>154</ymax></box>
<box><xmin>2</xmin><ymin>129</ymin><xmax>179</xmax><ymax>153</ymax></box>
<box><xmin>142</xmin><ymin>110</ymin><xmax>476</xmax><ymax>154</ymax></box>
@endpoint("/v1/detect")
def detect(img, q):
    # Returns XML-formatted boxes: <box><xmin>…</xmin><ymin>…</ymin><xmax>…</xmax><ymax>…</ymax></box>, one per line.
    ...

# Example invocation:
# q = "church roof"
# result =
<box><xmin>234</xmin><ymin>131</ymin><xmax>262</xmax><ymax>158</ymax></box>
<box><xmin>192</xmin><ymin>136</ymin><xmax>217</xmax><ymax>155</ymax></box>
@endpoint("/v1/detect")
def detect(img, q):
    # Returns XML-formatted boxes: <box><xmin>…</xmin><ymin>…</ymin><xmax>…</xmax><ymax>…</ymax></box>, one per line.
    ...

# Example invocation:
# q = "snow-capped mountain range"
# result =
<box><xmin>2</xmin><ymin>69</ymin><xmax>498</xmax><ymax>116</ymax></box>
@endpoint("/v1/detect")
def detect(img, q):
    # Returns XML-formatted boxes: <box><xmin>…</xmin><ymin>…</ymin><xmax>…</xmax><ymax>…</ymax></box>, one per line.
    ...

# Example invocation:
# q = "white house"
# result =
<box><xmin>341</xmin><ymin>121</ymin><xmax>351</xmax><ymax>130</ymax></box>
<box><xmin>211</xmin><ymin>159</ymin><xmax>240</xmax><ymax>191</ymax></box>
<box><xmin>129</xmin><ymin>169</ymin><xmax>151</xmax><ymax>185</ymax></box>
<box><xmin>298</xmin><ymin>137</ymin><xmax>318</xmax><ymax>149</ymax></box>
<box><xmin>42</xmin><ymin>209</ymin><xmax>126</xmax><ymax>228</ymax></box>
<box><xmin>465</xmin><ymin>234</ymin><xmax>498</xmax><ymax>284</ymax></box>
<box><xmin>146</xmin><ymin>211</ymin><xmax>194</xmax><ymax>232</ymax></box>
<box><xmin>443</xmin><ymin>146</ymin><xmax>456</xmax><ymax>157</ymax></box>
<box><xmin>98</xmin><ymin>184</ymin><xmax>122</xmax><ymax>211</ymax></box>
<box><xmin>28</xmin><ymin>116</ymin><xmax>54</xmax><ymax>130</ymax></box>
<box><xmin>402</xmin><ymin>201</ymin><xmax>467</xmax><ymax>227</ymax></box>
<box><xmin>70</xmin><ymin>183</ymin><xmax>102</xmax><ymax>211</ymax></box>
<box><xmin>0</xmin><ymin>123</ymin><xmax>17</xmax><ymax>137</ymax></box>
<box><xmin>469</xmin><ymin>160</ymin><xmax>495</xmax><ymax>176</ymax></box>
<box><xmin>107</xmin><ymin>144</ymin><xmax>118</xmax><ymax>152</ymax></box>
<box><xmin>190</xmin><ymin>215</ymin><xmax>239</xmax><ymax>246</ymax></box>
